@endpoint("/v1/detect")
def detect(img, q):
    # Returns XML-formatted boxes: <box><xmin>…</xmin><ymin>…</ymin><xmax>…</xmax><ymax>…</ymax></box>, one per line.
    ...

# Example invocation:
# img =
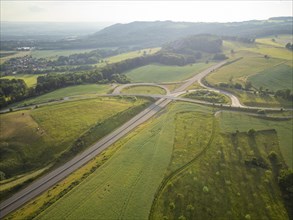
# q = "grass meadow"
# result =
<box><xmin>183</xmin><ymin>90</ymin><xmax>231</xmax><ymax>104</ymax></box>
<box><xmin>11</xmin><ymin>84</ymin><xmax>112</xmax><ymax>107</ymax></box>
<box><xmin>228</xmin><ymin>89</ymin><xmax>292</xmax><ymax>108</ymax></box>
<box><xmin>5</xmin><ymin>102</ymin><xmax>292</xmax><ymax>220</ymax></box>
<box><xmin>0</xmin><ymin>97</ymin><xmax>149</xmax><ymax>181</ymax></box>
<box><xmin>2</xmin><ymin>74</ymin><xmax>44</xmax><ymax>88</ymax></box>
<box><xmin>31</xmin><ymin>49</ymin><xmax>94</xmax><ymax>60</ymax></box>
<box><xmin>96</xmin><ymin>47</ymin><xmax>161</xmax><ymax>67</ymax></box>
<box><xmin>218</xmin><ymin>111</ymin><xmax>293</xmax><ymax>168</ymax></box>
<box><xmin>206</xmin><ymin>37</ymin><xmax>292</xmax><ymax>107</ymax></box>
<box><xmin>206</xmin><ymin>56</ymin><xmax>284</xmax><ymax>86</ymax></box>
<box><xmin>121</xmin><ymin>85</ymin><xmax>167</xmax><ymax>95</ymax></box>
<box><xmin>0</xmin><ymin>51</ymin><xmax>30</xmax><ymax>64</ymax></box>
<box><xmin>248</xmin><ymin>63</ymin><xmax>293</xmax><ymax>91</ymax></box>
<box><xmin>152</xmin><ymin>128</ymin><xmax>288</xmax><ymax>220</ymax></box>
<box><xmin>125</xmin><ymin>63</ymin><xmax>214</xmax><ymax>83</ymax></box>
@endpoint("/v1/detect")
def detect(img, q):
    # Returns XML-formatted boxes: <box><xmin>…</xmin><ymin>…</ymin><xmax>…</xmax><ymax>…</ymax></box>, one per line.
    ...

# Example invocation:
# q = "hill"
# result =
<box><xmin>85</xmin><ymin>18</ymin><xmax>292</xmax><ymax>48</ymax></box>
<box><xmin>1</xmin><ymin>18</ymin><xmax>292</xmax><ymax>50</ymax></box>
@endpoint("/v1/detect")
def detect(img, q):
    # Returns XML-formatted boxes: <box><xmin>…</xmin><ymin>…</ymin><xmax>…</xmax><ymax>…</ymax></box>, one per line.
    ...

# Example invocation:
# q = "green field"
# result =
<box><xmin>152</xmin><ymin>128</ymin><xmax>288</xmax><ymax>220</ymax></box>
<box><xmin>248</xmin><ymin>63</ymin><xmax>293</xmax><ymax>91</ymax></box>
<box><xmin>0</xmin><ymin>51</ymin><xmax>30</xmax><ymax>64</ymax></box>
<box><xmin>218</xmin><ymin>111</ymin><xmax>293</xmax><ymax>168</ymax></box>
<box><xmin>2</xmin><ymin>74</ymin><xmax>44</xmax><ymax>88</ymax></box>
<box><xmin>0</xmin><ymin>97</ymin><xmax>148</xmax><ymax>179</ymax></box>
<box><xmin>31</xmin><ymin>49</ymin><xmax>94</xmax><ymax>60</ymax></box>
<box><xmin>206</xmin><ymin>56</ymin><xmax>284</xmax><ymax>86</ymax></box>
<box><xmin>96</xmin><ymin>47</ymin><xmax>161</xmax><ymax>67</ymax></box>
<box><xmin>12</xmin><ymin>84</ymin><xmax>112</xmax><ymax>107</ymax></box>
<box><xmin>125</xmin><ymin>63</ymin><xmax>214</xmax><ymax>83</ymax></box>
<box><xmin>121</xmin><ymin>85</ymin><xmax>167</xmax><ymax>95</ymax></box>
<box><xmin>226</xmin><ymin>89</ymin><xmax>292</xmax><ymax>108</ymax></box>
<box><xmin>183</xmin><ymin>90</ymin><xmax>231</xmax><ymax>104</ymax></box>
<box><xmin>206</xmin><ymin>39</ymin><xmax>292</xmax><ymax>107</ymax></box>
<box><xmin>256</xmin><ymin>35</ymin><xmax>292</xmax><ymax>47</ymax></box>
<box><xmin>5</xmin><ymin>102</ymin><xmax>292</xmax><ymax>219</ymax></box>
<box><xmin>23</xmin><ymin>103</ymin><xmax>211</xmax><ymax>220</ymax></box>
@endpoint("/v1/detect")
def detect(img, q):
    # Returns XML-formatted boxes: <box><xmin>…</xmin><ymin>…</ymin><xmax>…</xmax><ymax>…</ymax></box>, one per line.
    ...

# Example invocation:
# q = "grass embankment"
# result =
<box><xmin>0</xmin><ymin>97</ymin><xmax>150</xmax><ymax>198</ymax></box>
<box><xmin>183</xmin><ymin>90</ymin><xmax>230</xmax><ymax>104</ymax></box>
<box><xmin>125</xmin><ymin>63</ymin><xmax>214</xmax><ymax>83</ymax></box>
<box><xmin>11</xmin><ymin>84</ymin><xmax>112</xmax><ymax>108</ymax></box>
<box><xmin>121</xmin><ymin>85</ymin><xmax>166</xmax><ymax>95</ymax></box>
<box><xmin>2</xmin><ymin>74</ymin><xmax>44</xmax><ymax>88</ymax></box>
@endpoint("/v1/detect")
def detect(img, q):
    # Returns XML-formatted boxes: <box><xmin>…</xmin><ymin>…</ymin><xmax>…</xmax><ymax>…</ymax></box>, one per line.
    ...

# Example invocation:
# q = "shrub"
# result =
<box><xmin>247</xmin><ymin>129</ymin><xmax>256</xmax><ymax>136</ymax></box>
<box><xmin>169</xmin><ymin>202</ymin><xmax>175</xmax><ymax>210</ymax></box>
<box><xmin>203</xmin><ymin>186</ymin><xmax>209</xmax><ymax>193</ymax></box>
<box><xmin>268</xmin><ymin>151</ymin><xmax>278</xmax><ymax>161</ymax></box>
<box><xmin>178</xmin><ymin>215</ymin><xmax>186</xmax><ymax>220</ymax></box>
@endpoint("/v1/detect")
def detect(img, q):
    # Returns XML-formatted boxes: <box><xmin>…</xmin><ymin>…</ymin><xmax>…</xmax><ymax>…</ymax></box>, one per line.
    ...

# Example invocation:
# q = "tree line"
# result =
<box><xmin>0</xmin><ymin>50</ymin><xmax>202</xmax><ymax>107</ymax></box>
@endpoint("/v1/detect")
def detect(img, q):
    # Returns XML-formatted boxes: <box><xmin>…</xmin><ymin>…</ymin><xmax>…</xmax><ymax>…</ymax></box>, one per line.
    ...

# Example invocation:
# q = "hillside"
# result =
<box><xmin>86</xmin><ymin>18</ymin><xmax>292</xmax><ymax>48</ymax></box>
<box><xmin>1</xmin><ymin>18</ymin><xmax>292</xmax><ymax>50</ymax></box>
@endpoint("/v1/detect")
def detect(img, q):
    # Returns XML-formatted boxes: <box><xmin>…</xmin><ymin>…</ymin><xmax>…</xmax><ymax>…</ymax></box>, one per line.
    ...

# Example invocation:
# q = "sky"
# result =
<box><xmin>1</xmin><ymin>1</ymin><xmax>292</xmax><ymax>23</ymax></box>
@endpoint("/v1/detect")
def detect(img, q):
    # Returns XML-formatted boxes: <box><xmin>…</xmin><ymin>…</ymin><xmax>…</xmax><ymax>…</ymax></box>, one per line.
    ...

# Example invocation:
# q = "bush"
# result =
<box><xmin>169</xmin><ymin>202</ymin><xmax>175</xmax><ymax>210</ymax></box>
<box><xmin>203</xmin><ymin>186</ymin><xmax>209</xmax><ymax>193</ymax></box>
<box><xmin>268</xmin><ymin>151</ymin><xmax>278</xmax><ymax>161</ymax></box>
<box><xmin>0</xmin><ymin>171</ymin><xmax>6</xmax><ymax>180</ymax></box>
<box><xmin>247</xmin><ymin>129</ymin><xmax>256</xmax><ymax>136</ymax></box>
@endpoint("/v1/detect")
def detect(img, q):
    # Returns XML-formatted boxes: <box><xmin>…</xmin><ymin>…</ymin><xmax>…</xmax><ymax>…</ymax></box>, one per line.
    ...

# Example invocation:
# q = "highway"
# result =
<box><xmin>1</xmin><ymin>60</ymin><xmax>287</xmax><ymax>218</ymax></box>
<box><xmin>0</xmin><ymin>98</ymin><xmax>172</xmax><ymax>217</ymax></box>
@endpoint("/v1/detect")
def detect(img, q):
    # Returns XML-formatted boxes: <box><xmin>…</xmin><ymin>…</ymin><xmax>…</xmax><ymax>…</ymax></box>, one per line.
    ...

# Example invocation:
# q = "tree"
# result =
<box><xmin>247</xmin><ymin>129</ymin><xmax>256</xmax><ymax>136</ymax></box>
<box><xmin>234</xmin><ymin>83</ymin><xmax>242</xmax><ymax>90</ymax></box>
<box><xmin>285</xmin><ymin>43</ymin><xmax>293</xmax><ymax>50</ymax></box>
<box><xmin>245</xmin><ymin>81</ymin><xmax>252</xmax><ymax>90</ymax></box>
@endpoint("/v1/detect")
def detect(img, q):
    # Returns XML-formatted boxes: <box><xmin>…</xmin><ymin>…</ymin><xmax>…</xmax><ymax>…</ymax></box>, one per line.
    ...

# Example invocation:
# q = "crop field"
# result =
<box><xmin>245</xmin><ymin>46</ymin><xmax>292</xmax><ymax>60</ymax></box>
<box><xmin>2</xmin><ymin>74</ymin><xmax>44</xmax><ymax>88</ymax></box>
<box><xmin>13</xmin><ymin>84</ymin><xmax>112</xmax><ymax>107</ymax></box>
<box><xmin>248</xmin><ymin>63</ymin><xmax>293</xmax><ymax>91</ymax></box>
<box><xmin>121</xmin><ymin>85</ymin><xmax>166</xmax><ymax>95</ymax></box>
<box><xmin>31</xmin><ymin>49</ymin><xmax>94</xmax><ymax>60</ymax></box>
<box><xmin>125</xmin><ymin>63</ymin><xmax>214</xmax><ymax>83</ymax></box>
<box><xmin>96</xmin><ymin>47</ymin><xmax>161</xmax><ymax>67</ymax></box>
<box><xmin>0</xmin><ymin>97</ymin><xmax>148</xmax><ymax>180</ymax></box>
<box><xmin>0</xmin><ymin>51</ymin><xmax>30</xmax><ymax>64</ymax></box>
<box><xmin>218</xmin><ymin>111</ymin><xmax>293</xmax><ymax>168</ymax></box>
<box><xmin>206</xmin><ymin>56</ymin><xmax>284</xmax><ymax>86</ymax></box>
<box><xmin>256</xmin><ymin>35</ymin><xmax>292</xmax><ymax>47</ymax></box>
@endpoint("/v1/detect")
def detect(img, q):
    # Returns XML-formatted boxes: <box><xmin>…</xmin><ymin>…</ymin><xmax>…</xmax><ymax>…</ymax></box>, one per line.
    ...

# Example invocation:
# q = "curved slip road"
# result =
<box><xmin>112</xmin><ymin>83</ymin><xmax>170</xmax><ymax>95</ymax></box>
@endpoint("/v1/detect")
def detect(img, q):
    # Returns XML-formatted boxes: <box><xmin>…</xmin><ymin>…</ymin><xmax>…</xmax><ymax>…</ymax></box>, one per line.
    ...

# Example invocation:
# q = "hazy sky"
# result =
<box><xmin>1</xmin><ymin>1</ymin><xmax>292</xmax><ymax>23</ymax></box>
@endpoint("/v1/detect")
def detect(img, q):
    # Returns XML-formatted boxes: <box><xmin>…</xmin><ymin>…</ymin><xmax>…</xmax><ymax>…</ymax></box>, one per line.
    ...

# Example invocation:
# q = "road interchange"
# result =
<box><xmin>0</xmin><ymin>60</ymin><xmax>292</xmax><ymax>217</ymax></box>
